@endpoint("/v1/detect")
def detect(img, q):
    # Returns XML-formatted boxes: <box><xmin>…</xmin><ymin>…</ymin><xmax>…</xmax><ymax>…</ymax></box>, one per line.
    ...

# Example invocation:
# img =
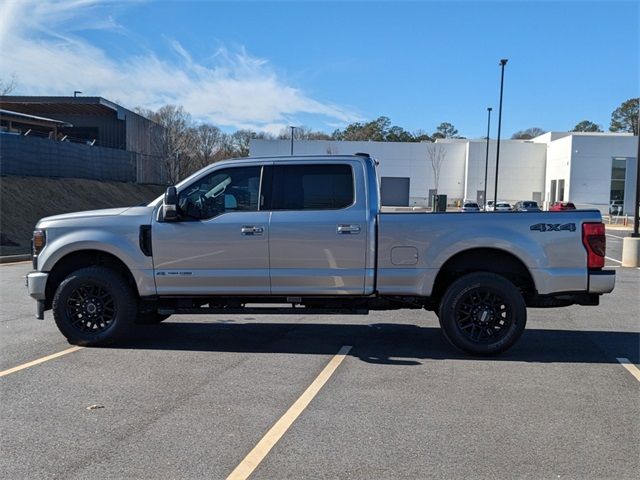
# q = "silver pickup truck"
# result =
<box><xmin>27</xmin><ymin>154</ymin><xmax>615</xmax><ymax>355</ymax></box>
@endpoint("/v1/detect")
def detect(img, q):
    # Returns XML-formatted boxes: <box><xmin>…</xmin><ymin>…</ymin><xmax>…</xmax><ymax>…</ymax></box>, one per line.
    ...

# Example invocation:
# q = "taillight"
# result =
<box><xmin>582</xmin><ymin>222</ymin><xmax>605</xmax><ymax>269</ymax></box>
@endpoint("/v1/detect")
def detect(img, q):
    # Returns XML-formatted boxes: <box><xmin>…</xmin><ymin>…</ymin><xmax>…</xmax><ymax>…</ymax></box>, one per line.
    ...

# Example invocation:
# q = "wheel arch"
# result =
<box><xmin>431</xmin><ymin>247</ymin><xmax>536</xmax><ymax>307</ymax></box>
<box><xmin>44</xmin><ymin>249</ymin><xmax>139</xmax><ymax>309</ymax></box>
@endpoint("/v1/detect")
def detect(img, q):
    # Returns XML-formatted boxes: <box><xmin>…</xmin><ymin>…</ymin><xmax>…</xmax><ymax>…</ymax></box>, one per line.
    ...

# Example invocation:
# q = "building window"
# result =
<box><xmin>610</xmin><ymin>157</ymin><xmax>627</xmax><ymax>203</ymax></box>
<box><xmin>558</xmin><ymin>179</ymin><xmax>565</xmax><ymax>202</ymax></box>
<box><xmin>550</xmin><ymin>180</ymin><xmax>557</xmax><ymax>203</ymax></box>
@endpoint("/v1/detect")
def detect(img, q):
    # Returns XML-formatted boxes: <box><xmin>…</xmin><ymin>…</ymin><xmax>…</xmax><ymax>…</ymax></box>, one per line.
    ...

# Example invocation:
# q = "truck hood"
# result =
<box><xmin>40</xmin><ymin>207</ymin><xmax>133</xmax><ymax>223</ymax></box>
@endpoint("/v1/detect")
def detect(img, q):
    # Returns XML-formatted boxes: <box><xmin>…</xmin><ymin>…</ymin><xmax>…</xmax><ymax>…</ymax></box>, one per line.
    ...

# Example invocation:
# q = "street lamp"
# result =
<box><xmin>290</xmin><ymin>126</ymin><xmax>296</xmax><ymax>155</ymax></box>
<box><xmin>493</xmin><ymin>59</ymin><xmax>508</xmax><ymax>206</ymax></box>
<box><xmin>483</xmin><ymin>107</ymin><xmax>493</xmax><ymax>210</ymax></box>
<box><xmin>633</xmin><ymin>106</ymin><xmax>640</xmax><ymax>237</ymax></box>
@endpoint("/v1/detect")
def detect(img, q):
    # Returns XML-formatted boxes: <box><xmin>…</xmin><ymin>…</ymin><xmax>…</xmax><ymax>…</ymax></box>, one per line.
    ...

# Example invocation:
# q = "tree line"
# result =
<box><xmin>139</xmin><ymin>97</ymin><xmax>637</xmax><ymax>181</ymax></box>
<box><xmin>512</xmin><ymin>97</ymin><xmax>638</xmax><ymax>139</ymax></box>
<box><xmin>1</xmin><ymin>77</ymin><xmax>636</xmax><ymax>180</ymax></box>
<box><xmin>133</xmin><ymin>106</ymin><xmax>469</xmax><ymax>182</ymax></box>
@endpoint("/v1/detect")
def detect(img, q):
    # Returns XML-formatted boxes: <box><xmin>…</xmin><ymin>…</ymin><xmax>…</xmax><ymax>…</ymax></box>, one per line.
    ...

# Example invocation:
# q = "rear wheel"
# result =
<box><xmin>438</xmin><ymin>272</ymin><xmax>526</xmax><ymax>355</ymax></box>
<box><xmin>52</xmin><ymin>266</ymin><xmax>137</xmax><ymax>346</ymax></box>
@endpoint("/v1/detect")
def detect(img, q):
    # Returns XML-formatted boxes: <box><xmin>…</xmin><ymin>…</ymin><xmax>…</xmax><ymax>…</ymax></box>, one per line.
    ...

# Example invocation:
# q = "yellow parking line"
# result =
<box><xmin>0</xmin><ymin>346</ymin><xmax>83</xmax><ymax>378</ymax></box>
<box><xmin>616</xmin><ymin>358</ymin><xmax>640</xmax><ymax>383</ymax></box>
<box><xmin>227</xmin><ymin>345</ymin><xmax>352</xmax><ymax>480</ymax></box>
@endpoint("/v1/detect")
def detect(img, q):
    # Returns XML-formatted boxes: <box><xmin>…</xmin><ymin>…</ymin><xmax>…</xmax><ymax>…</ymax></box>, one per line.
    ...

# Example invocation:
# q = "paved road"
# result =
<box><xmin>1</xmin><ymin>254</ymin><xmax>638</xmax><ymax>479</ymax></box>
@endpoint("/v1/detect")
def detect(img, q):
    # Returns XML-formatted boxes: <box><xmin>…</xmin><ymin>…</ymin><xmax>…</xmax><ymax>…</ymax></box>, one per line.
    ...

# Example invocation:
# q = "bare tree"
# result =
<box><xmin>190</xmin><ymin>123</ymin><xmax>226</xmax><ymax>170</ymax></box>
<box><xmin>426</xmin><ymin>143</ymin><xmax>446</xmax><ymax>194</ymax></box>
<box><xmin>511</xmin><ymin>127</ymin><xmax>546</xmax><ymax>139</ymax></box>
<box><xmin>0</xmin><ymin>74</ymin><xmax>17</xmax><ymax>95</ymax></box>
<box><xmin>138</xmin><ymin>105</ymin><xmax>194</xmax><ymax>183</ymax></box>
<box><xmin>229</xmin><ymin>130</ymin><xmax>274</xmax><ymax>157</ymax></box>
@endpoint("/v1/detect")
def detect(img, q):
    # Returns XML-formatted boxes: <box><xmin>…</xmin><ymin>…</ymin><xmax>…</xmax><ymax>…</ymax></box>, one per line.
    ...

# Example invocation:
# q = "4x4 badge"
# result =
<box><xmin>530</xmin><ymin>223</ymin><xmax>576</xmax><ymax>232</ymax></box>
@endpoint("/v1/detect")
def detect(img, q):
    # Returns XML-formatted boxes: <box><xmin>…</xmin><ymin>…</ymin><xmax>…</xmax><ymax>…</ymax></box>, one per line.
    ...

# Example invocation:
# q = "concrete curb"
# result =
<box><xmin>0</xmin><ymin>254</ymin><xmax>31</xmax><ymax>264</ymax></box>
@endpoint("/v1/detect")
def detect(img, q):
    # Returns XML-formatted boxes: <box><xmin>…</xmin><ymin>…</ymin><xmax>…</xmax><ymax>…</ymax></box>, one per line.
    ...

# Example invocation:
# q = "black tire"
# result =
<box><xmin>438</xmin><ymin>272</ymin><xmax>526</xmax><ymax>355</ymax></box>
<box><xmin>52</xmin><ymin>266</ymin><xmax>137</xmax><ymax>346</ymax></box>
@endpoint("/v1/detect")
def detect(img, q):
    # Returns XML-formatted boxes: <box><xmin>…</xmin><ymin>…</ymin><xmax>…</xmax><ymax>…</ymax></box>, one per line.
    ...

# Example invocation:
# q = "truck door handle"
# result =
<box><xmin>241</xmin><ymin>226</ymin><xmax>264</xmax><ymax>236</ymax></box>
<box><xmin>337</xmin><ymin>224</ymin><xmax>361</xmax><ymax>234</ymax></box>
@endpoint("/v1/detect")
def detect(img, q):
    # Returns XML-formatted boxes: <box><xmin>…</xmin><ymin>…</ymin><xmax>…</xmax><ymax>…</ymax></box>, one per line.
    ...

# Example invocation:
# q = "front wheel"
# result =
<box><xmin>52</xmin><ymin>266</ymin><xmax>137</xmax><ymax>346</ymax></box>
<box><xmin>438</xmin><ymin>272</ymin><xmax>526</xmax><ymax>355</ymax></box>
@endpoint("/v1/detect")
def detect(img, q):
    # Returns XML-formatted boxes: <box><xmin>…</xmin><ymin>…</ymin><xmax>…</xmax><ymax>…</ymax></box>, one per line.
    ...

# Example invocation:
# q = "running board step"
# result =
<box><xmin>158</xmin><ymin>307</ymin><xmax>370</xmax><ymax>316</ymax></box>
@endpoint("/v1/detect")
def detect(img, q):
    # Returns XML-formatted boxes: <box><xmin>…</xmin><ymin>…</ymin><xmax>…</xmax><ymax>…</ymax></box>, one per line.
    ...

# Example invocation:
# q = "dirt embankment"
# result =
<box><xmin>0</xmin><ymin>176</ymin><xmax>165</xmax><ymax>255</ymax></box>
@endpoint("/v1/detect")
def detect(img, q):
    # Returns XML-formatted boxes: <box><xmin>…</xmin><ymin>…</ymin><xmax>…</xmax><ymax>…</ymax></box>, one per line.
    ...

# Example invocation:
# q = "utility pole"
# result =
<box><xmin>493</xmin><ymin>59</ymin><xmax>508</xmax><ymax>206</ymax></box>
<box><xmin>483</xmin><ymin>107</ymin><xmax>492</xmax><ymax>210</ymax></box>
<box><xmin>290</xmin><ymin>126</ymin><xmax>296</xmax><ymax>155</ymax></box>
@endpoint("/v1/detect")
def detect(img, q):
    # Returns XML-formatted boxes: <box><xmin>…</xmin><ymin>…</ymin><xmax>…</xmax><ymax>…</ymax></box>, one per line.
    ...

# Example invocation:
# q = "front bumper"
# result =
<box><xmin>26</xmin><ymin>272</ymin><xmax>48</xmax><ymax>320</ymax></box>
<box><xmin>26</xmin><ymin>271</ymin><xmax>48</xmax><ymax>300</ymax></box>
<box><xmin>588</xmin><ymin>270</ymin><xmax>615</xmax><ymax>294</ymax></box>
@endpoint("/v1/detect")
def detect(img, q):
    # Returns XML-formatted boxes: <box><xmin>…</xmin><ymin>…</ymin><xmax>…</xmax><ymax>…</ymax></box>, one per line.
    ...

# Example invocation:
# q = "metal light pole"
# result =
<box><xmin>493</xmin><ymin>59</ymin><xmax>508</xmax><ymax>206</ymax></box>
<box><xmin>632</xmin><ymin>107</ymin><xmax>640</xmax><ymax>237</ymax></box>
<box><xmin>290</xmin><ymin>126</ymin><xmax>296</xmax><ymax>155</ymax></box>
<box><xmin>621</xmin><ymin>108</ymin><xmax>640</xmax><ymax>266</ymax></box>
<box><xmin>483</xmin><ymin>107</ymin><xmax>492</xmax><ymax>210</ymax></box>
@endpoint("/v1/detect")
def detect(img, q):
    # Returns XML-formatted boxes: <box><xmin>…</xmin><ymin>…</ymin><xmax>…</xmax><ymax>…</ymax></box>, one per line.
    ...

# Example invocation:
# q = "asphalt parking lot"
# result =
<box><xmin>1</xmin><ymin>231</ymin><xmax>638</xmax><ymax>479</ymax></box>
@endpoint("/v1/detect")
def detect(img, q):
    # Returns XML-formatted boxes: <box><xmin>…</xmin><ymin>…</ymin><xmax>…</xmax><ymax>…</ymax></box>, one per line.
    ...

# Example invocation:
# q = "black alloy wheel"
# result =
<box><xmin>438</xmin><ymin>272</ymin><xmax>527</xmax><ymax>355</ymax></box>
<box><xmin>65</xmin><ymin>283</ymin><xmax>116</xmax><ymax>333</ymax></box>
<box><xmin>53</xmin><ymin>266</ymin><xmax>137</xmax><ymax>346</ymax></box>
<box><xmin>454</xmin><ymin>288</ymin><xmax>512</xmax><ymax>344</ymax></box>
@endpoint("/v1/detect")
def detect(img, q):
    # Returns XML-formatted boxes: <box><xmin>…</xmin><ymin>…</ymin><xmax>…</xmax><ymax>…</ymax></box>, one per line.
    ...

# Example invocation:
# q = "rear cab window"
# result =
<box><xmin>268</xmin><ymin>164</ymin><xmax>354</xmax><ymax>210</ymax></box>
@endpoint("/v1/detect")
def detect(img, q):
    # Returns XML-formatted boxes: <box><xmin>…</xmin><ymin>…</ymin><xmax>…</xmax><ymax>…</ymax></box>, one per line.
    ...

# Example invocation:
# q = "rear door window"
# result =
<box><xmin>270</xmin><ymin>164</ymin><xmax>354</xmax><ymax>210</ymax></box>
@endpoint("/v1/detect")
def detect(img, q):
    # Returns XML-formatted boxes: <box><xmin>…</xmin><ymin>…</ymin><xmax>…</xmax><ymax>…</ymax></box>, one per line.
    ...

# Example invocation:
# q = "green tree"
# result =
<box><xmin>385</xmin><ymin>125</ymin><xmax>414</xmax><ymax>142</ymax></box>
<box><xmin>413</xmin><ymin>129</ymin><xmax>433</xmax><ymax>142</ymax></box>
<box><xmin>571</xmin><ymin>120</ymin><xmax>602</xmax><ymax>132</ymax></box>
<box><xmin>610</xmin><ymin>98</ymin><xmax>639</xmax><ymax>135</ymax></box>
<box><xmin>511</xmin><ymin>127</ymin><xmax>546</xmax><ymax>139</ymax></box>
<box><xmin>332</xmin><ymin>117</ymin><xmax>452</xmax><ymax>142</ymax></box>
<box><xmin>338</xmin><ymin>116</ymin><xmax>391</xmax><ymax>141</ymax></box>
<box><xmin>278</xmin><ymin>126</ymin><xmax>331</xmax><ymax>140</ymax></box>
<box><xmin>433</xmin><ymin>122</ymin><xmax>459</xmax><ymax>139</ymax></box>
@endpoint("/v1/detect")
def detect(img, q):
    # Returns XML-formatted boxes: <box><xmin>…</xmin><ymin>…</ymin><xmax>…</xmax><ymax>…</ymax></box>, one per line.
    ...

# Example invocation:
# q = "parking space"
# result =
<box><xmin>1</xmin><ymin>260</ymin><xmax>638</xmax><ymax>479</ymax></box>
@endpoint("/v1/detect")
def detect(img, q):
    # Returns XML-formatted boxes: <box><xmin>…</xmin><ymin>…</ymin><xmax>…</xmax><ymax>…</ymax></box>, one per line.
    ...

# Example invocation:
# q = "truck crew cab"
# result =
<box><xmin>27</xmin><ymin>154</ymin><xmax>615</xmax><ymax>355</ymax></box>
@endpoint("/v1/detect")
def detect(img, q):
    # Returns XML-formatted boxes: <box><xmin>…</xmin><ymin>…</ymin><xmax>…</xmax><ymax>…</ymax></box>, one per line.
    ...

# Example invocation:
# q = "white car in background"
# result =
<box><xmin>460</xmin><ymin>201</ymin><xmax>480</xmax><ymax>212</ymax></box>
<box><xmin>609</xmin><ymin>200</ymin><xmax>624</xmax><ymax>215</ymax></box>
<box><xmin>486</xmin><ymin>201</ymin><xmax>512</xmax><ymax>212</ymax></box>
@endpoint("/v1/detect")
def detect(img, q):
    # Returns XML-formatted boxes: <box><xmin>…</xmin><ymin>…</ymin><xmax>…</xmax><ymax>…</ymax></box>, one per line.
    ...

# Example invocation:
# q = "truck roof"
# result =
<box><xmin>240</xmin><ymin>153</ymin><xmax>372</xmax><ymax>162</ymax></box>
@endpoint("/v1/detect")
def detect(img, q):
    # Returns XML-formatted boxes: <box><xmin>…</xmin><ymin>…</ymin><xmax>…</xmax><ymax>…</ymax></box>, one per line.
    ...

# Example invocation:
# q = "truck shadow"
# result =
<box><xmin>119</xmin><ymin>321</ymin><xmax>640</xmax><ymax>365</ymax></box>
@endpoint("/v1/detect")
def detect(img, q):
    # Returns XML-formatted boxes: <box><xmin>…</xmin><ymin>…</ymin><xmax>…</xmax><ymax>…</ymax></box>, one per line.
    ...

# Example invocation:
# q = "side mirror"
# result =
<box><xmin>163</xmin><ymin>186</ymin><xmax>179</xmax><ymax>221</ymax></box>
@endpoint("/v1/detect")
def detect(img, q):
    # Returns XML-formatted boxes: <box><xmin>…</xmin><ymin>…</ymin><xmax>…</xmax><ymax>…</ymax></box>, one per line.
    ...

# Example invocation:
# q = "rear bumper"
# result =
<box><xmin>588</xmin><ymin>270</ymin><xmax>615</xmax><ymax>294</ymax></box>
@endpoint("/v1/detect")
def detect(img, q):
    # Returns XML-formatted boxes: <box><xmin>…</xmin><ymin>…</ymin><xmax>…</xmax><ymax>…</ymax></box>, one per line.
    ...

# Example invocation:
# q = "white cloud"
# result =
<box><xmin>0</xmin><ymin>0</ymin><xmax>359</xmax><ymax>132</ymax></box>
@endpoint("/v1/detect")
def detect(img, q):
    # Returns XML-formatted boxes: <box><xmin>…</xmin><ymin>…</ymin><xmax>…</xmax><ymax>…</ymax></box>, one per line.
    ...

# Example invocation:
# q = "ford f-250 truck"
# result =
<box><xmin>26</xmin><ymin>154</ymin><xmax>615</xmax><ymax>355</ymax></box>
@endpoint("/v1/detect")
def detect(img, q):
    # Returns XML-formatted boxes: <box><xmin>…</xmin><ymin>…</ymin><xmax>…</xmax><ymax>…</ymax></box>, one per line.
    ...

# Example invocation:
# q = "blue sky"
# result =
<box><xmin>1</xmin><ymin>0</ymin><xmax>637</xmax><ymax>138</ymax></box>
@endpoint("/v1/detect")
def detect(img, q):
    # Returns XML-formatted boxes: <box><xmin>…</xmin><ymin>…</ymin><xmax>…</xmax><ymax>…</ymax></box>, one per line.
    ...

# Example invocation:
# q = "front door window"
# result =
<box><xmin>178</xmin><ymin>166</ymin><xmax>262</xmax><ymax>220</ymax></box>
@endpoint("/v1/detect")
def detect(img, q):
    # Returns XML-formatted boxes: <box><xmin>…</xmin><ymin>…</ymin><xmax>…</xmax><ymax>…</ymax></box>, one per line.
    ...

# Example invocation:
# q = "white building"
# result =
<box><xmin>250</xmin><ymin>132</ymin><xmax>637</xmax><ymax>214</ymax></box>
